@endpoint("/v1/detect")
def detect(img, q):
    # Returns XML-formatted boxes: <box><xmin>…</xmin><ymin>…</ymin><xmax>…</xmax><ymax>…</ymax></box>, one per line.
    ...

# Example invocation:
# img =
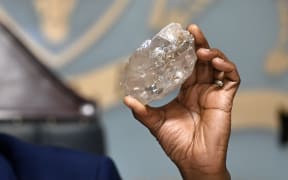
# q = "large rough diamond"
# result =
<box><xmin>121</xmin><ymin>23</ymin><xmax>197</xmax><ymax>105</ymax></box>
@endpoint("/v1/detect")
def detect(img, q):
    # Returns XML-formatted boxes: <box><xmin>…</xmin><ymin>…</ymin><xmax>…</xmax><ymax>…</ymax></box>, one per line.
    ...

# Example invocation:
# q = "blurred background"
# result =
<box><xmin>0</xmin><ymin>0</ymin><xmax>287</xmax><ymax>179</ymax></box>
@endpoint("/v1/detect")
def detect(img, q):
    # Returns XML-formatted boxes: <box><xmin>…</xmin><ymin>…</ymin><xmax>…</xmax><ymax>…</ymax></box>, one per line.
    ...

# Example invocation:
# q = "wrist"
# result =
<box><xmin>179</xmin><ymin>168</ymin><xmax>231</xmax><ymax>180</ymax></box>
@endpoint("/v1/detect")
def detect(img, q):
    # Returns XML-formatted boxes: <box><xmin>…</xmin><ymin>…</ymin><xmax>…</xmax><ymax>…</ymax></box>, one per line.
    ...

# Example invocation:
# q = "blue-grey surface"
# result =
<box><xmin>0</xmin><ymin>0</ymin><xmax>288</xmax><ymax>179</ymax></box>
<box><xmin>228</xmin><ymin>129</ymin><xmax>288</xmax><ymax>180</ymax></box>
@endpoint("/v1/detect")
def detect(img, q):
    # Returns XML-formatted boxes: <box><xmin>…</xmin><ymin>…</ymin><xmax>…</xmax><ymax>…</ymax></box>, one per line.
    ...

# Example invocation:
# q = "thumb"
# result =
<box><xmin>123</xmin><ymin>96</ymin><xmax>163</xmax><ymax>132</ymax></box>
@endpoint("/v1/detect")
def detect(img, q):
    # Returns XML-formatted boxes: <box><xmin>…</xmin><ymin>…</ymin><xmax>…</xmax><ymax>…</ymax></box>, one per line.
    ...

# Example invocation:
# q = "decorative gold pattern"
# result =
<box><xmin>265</xmin><ymin>0</ymin><xmax>288</xmax><ymax>75</ymax></box>
<box><xmin>34</xmin><ymin>0</ymin><xmax>77</xmax><ymax>44</ymax></box>
<box><xmin>69</xmin><ymin>58</ymin><xmax>126</xmax><ymax>109</ymax></box>
<box><xmin>232</xmin><ymin>91</ymin><xmax>288</xmax><ymax>129</ymax></box>
<box><xmin>0</xmin><ymin>0</ymin><xmax>130</xmax><ymax>68</ymax></box>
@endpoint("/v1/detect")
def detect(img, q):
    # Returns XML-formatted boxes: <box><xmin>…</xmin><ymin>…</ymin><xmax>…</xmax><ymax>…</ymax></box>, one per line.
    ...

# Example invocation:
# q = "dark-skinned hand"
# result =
<box><xmin>124</xmin><ymin>24</ymin><xmax>240</xmax><ymax>180</ymax></box>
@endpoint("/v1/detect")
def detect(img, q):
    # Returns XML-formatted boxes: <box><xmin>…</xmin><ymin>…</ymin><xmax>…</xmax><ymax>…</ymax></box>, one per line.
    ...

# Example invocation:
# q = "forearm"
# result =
<box><xmin>180</xmin><ymin>169</ymin><xmax>231</xmax><ymax>180</ymax></box>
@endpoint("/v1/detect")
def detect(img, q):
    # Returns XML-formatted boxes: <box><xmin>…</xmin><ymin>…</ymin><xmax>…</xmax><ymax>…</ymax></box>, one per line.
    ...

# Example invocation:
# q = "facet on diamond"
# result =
<box><xmin>121</xmin><ymin>23</ymin><xmax>197</xmax><ymax>105</ymax></box>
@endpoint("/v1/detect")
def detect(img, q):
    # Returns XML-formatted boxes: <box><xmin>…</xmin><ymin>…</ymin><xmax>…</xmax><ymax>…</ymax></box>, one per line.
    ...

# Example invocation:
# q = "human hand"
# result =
<box><xmin>124</xmin><ymin>24</ymin><xmax>240</xmax><ymax>180</ymax></box>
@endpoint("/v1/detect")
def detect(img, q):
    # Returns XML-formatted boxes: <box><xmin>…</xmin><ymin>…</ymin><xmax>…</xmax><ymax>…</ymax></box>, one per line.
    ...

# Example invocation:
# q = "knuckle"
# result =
<box><xmin>211</xmin><ymin>48</ymin><xmax>225</xmax><ymax>58</ymax></box>
<box><xmin>237</xmin><ymin>73</ymin><xmax>241</xmax><ymax>84</ymax></box>
<box><xmin>211</xmin><ymin>48</ymin><xmax>229</xmax><ymax>60</ymax></box>
<box><xmin>229</xmin><ymin>62</ymin><xmax>237</xmax><ymax>69</ymax></box>
<box><xmin>211</xmin><ymin>48</ymin><xmax>222</xmax><ymax>55</ymax></box>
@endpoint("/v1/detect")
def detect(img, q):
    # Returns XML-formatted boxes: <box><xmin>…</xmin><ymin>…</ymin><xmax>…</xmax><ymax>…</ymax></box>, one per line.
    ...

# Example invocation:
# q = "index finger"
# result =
<box><xmin>187</xmin><ymin>24</ymin><xmax>210</xmax><ymax>49</ymax></box>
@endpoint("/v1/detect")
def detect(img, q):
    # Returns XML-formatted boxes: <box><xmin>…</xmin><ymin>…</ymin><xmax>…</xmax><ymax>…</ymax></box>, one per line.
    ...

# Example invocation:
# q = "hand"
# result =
<box><xmin>124</xmin><ymin>24</ymin><xmax>240</xmax><ymax>180</ymax></box>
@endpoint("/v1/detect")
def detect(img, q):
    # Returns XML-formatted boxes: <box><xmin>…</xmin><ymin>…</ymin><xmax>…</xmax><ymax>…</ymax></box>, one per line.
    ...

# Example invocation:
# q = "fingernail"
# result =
<box><xmin>213</xmin><ymin>57</ymin><xmax>224</xmax><ymax>63</ymax></box>
<box><xmin>199</xmin><ymin>48</ymin><xmax>210</xmax><ymax>53</ymax></box>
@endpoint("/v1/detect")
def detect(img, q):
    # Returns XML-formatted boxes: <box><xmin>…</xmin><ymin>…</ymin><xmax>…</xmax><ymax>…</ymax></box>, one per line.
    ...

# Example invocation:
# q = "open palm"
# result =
<box><xmin>124</xmin><ymin>24</ymin><xmax>240</xmax><ymax>179</ymax></box>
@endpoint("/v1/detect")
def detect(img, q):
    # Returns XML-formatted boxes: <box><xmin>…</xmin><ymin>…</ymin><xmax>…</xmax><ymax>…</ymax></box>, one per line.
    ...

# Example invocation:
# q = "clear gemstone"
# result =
<box><xmin>121</xmin><ymin>23</ymin><xmax>197</xmax><ymax>104</ymax></box>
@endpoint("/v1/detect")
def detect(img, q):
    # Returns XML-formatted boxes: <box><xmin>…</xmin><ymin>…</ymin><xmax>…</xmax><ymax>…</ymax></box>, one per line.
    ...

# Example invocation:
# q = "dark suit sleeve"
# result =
<box><xmin>96</xmin><ymin>156</ymin><xmax>122</xmax><ymax>180</ymax></box>
<box><xmin>0</xmin><ymin>154</ymin><xmax>17</xmax><ymax>180</ymax></box>
<box><xmin>0</xmin><ymin>133</ymin><xmax>121</xmax><ymax>180</ymax></box>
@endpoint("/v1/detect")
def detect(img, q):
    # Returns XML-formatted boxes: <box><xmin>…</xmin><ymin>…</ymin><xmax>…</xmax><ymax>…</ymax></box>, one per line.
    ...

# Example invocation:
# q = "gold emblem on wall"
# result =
<box><xmin>265</xmin><ymin>0</ymin><xmax>288</xmax><ymax>76</ymax></box>
<box><xmin>34</xmin><ymin>0</ymin><xmax>77</xmax><ymax>44</ymax></box>
<box><xmin>70</xmin><ymin>58</ymin><xmax>126</xmax><ymax>109</ymax></box>
<box><xmin>0</xmin><ymin>0</ymin><xmax>130</xmax><ymax>67</ymax></box>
